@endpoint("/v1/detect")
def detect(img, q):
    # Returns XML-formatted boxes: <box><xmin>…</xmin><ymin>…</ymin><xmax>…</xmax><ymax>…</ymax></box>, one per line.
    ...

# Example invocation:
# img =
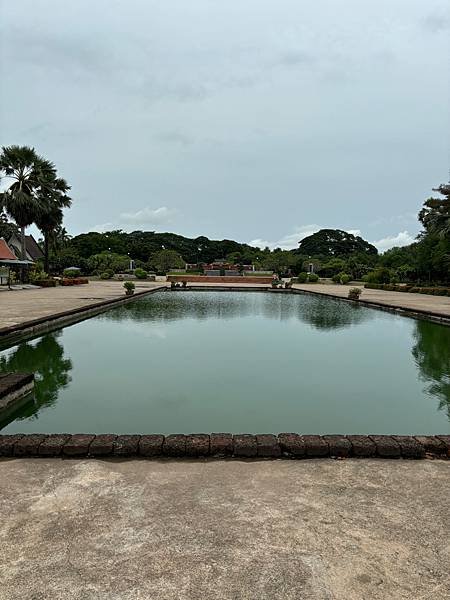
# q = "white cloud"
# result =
<box><xmin>90</xmin><ymin>207</ymin><xmax>179</xmax><ymax>233</ymax></box>
<box><xmin>249</xmin><ymin>225</ymin><xmax>362</xmax><ymax>251</ymax></box>
<box><xmin>249</xmin><ymin>225</ymin><xmax>322</xmax><ymax>250</ymax></box>
<box><xmin>91</xmin><ymin>222</ymin><xmax>115</xmax><ymax>233</ymax></box>
<box><xmin>249</xmin><ymin>226</ymin><xmax>417</xmax><ymax>253</ymax></box>
<box><xmin>119</xmin><ymin>206</ymin><xmax>178</xmax><ymax>227</ymax></box>
<box><xmin>371</xmin><ymin>231</ymin><xmax>416</xmax><ymax>252</ymax></box>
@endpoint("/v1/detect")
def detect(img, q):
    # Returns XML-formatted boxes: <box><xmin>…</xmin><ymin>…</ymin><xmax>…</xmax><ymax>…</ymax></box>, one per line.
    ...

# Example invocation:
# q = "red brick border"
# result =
<box><xmin>0</xmin><ymin>434</ymin><xmax>448</xmax><ymax>459</ymax></box>
<box><xmin>168</xmin><ymin>275</ymin><xmax>273</xmax><ymax>284</ymax></box>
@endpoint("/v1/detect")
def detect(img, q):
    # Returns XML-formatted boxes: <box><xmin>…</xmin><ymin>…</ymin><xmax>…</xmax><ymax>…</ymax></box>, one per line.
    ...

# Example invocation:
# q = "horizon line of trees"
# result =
<box><xmin>0</xmin><ymin>144</ymin><xmax>448</xmax><ymax>284</ymax></box>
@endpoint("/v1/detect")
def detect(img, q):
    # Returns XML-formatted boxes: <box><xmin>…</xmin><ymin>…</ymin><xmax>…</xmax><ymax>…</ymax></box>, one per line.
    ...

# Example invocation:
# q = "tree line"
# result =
<box><xmin>1</xmin><ymin>145</ymin><xmax>448</xmax><ymax>284</ymax></box>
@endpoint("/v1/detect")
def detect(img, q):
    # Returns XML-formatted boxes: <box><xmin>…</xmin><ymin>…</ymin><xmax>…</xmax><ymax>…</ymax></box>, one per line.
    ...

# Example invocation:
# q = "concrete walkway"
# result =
<box><xmin>1</xmin><ymin>280</ymin><xmax>449</xmax><ymax>332</ymax></box>
<box><xmin>0</xmin><ymin>281</ymin><xmax>165</xmax><ymax>330</ymax></box>
<box><xmin>0</xmin><ymin>458</ymin><xmax>448</xmax><ymax>599</ymax></box>
<box><xmin>293</xmin><ymin>283</ymin><xmax>450</xmax><ymax>318</ymax></box>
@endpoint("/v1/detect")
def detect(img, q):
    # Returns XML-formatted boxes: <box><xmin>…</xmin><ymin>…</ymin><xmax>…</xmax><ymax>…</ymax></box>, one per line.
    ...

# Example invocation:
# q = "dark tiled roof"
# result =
<box><xmin>25</xmin><ymin>235</ymin><xmax>44</xmax><ymax>260</ymax></box>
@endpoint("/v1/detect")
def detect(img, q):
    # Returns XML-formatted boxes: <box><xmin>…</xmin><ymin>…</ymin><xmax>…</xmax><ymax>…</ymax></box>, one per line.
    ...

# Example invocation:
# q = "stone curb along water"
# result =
<box><xmin>0</xmin><ymin>434</ymin><xmax>448</xmax><ymax>459</ymax></box>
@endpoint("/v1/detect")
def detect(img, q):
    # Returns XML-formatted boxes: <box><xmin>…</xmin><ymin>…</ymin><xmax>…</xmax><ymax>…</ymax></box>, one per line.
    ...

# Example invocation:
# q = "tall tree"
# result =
<box><xmin>419</xmin><ymin>182</ymin><xmax>450</xmax><ymax>239</ymax></box>
<box><xmin>0</xmin><ymin>146</ymin><xmax>55</xmax><ymax>260</ymax></box>
<box><xmin>35</xmin><ymin>176</ymin><xmax>71</xmax><ymax>273</ymax></box>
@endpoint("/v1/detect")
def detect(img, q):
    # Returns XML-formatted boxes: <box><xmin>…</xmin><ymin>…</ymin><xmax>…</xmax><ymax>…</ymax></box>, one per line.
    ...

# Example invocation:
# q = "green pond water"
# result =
<box><xmin>1</xmin><ymin>291</ymin><xmax>449</xmax><ymax>434</ymax></box>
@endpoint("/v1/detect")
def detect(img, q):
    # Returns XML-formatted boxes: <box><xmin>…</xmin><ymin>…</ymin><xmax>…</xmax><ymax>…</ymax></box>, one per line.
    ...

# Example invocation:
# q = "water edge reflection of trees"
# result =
<box><xmin>99</xmin><ymin>291</ymin><xmax>375</xmax><ymax>331</ymax></box>
<box><xmin>0</xmin><ymin>332</ymin><xmax>72</xmax><ymax>423</ymax></box>
<box><xmin>412</xmin><ymin>320</ymin><xmax>450</xmax><ymax>420</ymax></box>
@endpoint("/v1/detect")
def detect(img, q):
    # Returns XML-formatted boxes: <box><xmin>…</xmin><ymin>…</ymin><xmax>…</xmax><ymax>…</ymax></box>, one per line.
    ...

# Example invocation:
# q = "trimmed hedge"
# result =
<box><xmin>365</xmin><ymin>283</ymin><xmax>450</xmax><ymax>296</ymax></box>
<box><xmin>61</xmin><ymin>278</ymin><xmax>89</xmax><ymax>286</ymax></box>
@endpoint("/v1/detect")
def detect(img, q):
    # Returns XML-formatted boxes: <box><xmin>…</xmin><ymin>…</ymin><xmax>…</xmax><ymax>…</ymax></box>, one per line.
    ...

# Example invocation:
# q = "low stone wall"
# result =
<box><xmin>168</xmin><ymin>276</ymin><xmax>273</xmax><ymax>284</ymax></box>
<box><xmin>0</xmin><ymin>373</ymin><xmax>34</xmax><ymax>412</ymax></box>
<box><xmin>0</xmin><ymin>433</ymin><xmax>448</xmax><ymax>459</ymax></box>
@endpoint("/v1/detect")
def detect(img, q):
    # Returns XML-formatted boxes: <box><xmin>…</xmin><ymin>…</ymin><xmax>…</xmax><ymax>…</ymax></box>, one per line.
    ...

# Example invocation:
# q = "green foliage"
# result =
<box><xmin>149</xmin><ymin>249</ymin><xmax>185</xmax><ymax>273</ymax></box>
<box><xmin>321</xmin><ymin>258</ymin><xmax>347</xmax><ymax>277</ymax></box>
<box><xmin>123</xmin><ymin>280</ymin><xmax>135</xmax><ymax>293</ymax></box>
<box><xmin>0</xmin><ymin>211</ymin><xmax>18</xmax><ymax>239</ymax></box>
<box><xmin>100</xmin><ymin>271</ymin><xmax>113</xmax><ymax>280</ymax></box>
<box><xmin>297</xmin><ymin>272</ymin><xmax>307</xmax><ymax>283</ymax></box>
<box><xmin>87</xmin><ymin>252</ymin><xmax>129</xmax><ymax>274</ymax></box>
<box><xmin>297</xmin><ymin>229</ymin><xmax>377</xmax><ymax>257</ymax></box>
<box><xmin>307</xmin><ymin>273</ymin><xmax>319</xmax><ymax>283</ymax></box>
<box><xmin>365</xmin><ymin>267</ymin><xmax>392</xmax><ymax>284</ymax></box>
<box><xmin>419</xmin><ymin>183</ymin><xmax>450</xmax><ymax>239</ymax></box>
<box><xmin>63</xmin><ymin>268</ymin><xmax>80</xmax><ymax>278</ymax></box>
<box><xmin>348</xmin><ymin>287</ymin><xmax>362</xmax><ymax>300</ymax></box>
<box><xmin>29</xmin><ymin>264</ymin><xmax>48</xmax><ymax>283</ymax></box>
<box><xmin>134</xmin><ymin>268</ymin><xmax>148</xmax><ymax>279</ymax></box>
<box><xmin>340</xmin><ymin>273</ymin><xmax>350</xmax><ymax>285</ymax></box>
<box><xmin>365</xmin><ymin>283</ymin><xmax>450</xmax><ymax>296</ymax></box>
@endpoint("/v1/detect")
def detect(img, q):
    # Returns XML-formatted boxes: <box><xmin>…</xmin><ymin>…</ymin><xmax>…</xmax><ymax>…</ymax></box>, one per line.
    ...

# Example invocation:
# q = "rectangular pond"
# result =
<box><xmin>1</xmin><ymin>291</ymin><xmax>449</xmax><ymax>435</ymax></box>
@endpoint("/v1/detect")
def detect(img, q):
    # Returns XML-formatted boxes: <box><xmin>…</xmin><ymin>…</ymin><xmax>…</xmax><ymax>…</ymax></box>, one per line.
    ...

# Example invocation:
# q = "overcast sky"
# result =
<box><xmin>1</xmin><ymin>0</ymin><xmax>449</xmax><ymax>251</ymax></box>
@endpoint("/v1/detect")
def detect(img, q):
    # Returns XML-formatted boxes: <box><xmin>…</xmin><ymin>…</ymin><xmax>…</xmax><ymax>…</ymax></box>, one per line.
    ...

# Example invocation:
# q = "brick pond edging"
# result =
<box><xmin>0</xmin><ymin>433</ymin><xmax>448</xmax><ymax>459</ymax></box>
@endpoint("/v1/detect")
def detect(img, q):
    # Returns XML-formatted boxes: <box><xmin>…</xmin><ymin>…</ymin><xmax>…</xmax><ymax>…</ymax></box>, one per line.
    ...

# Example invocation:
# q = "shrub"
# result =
<box><xmin>297</xmin><ymin>272</ymin><xmax>307</xmax><ymax>283</ymax></box>
<box><xmin>340</xmin><ymin>273</ymin><xmax>350</xmax><ymax>285</ymax></box>
<box><xmin>29</xmin><ymin>264</ymin><xmax>48</xmax><ymax>283</ymax></box>
<box><xmin>134</xmin><ymin>268</ymin><xmax>148</xmax><ymax>280</ymax></box>
<box><xmin>365</xmin><ymin>284</ymin><xmax>450</xmax><ymax>296</ymax></box>
<box><xmin>100</xmin><ymin>271</ymin><xmax>112</xmax><ymax>280</ymax></box>
<box><xmin>124</xmin><ymin>281</ymin><xmax>135</xmax><ymax>294</ymax></box>
<box><xmin>63</xmin><ymin>268</ymin><xmax>80</xmax><ymax>279</ymax></box>
<box><xmin>365</xmin><ymin>268</ymin><xmax>392</xmax><ymax>285</ymax></box>
<box><xmin>61</xmin><ymin>277</ymin><xmax>88</xmax><ymax>286</ymax></box>
<box><xmin>307</xmin><ymin>273</ymin><xmax>319</xmax><ymax>283</ymax></box>
<box><xmin>36</xmin><ymin>279</ymin><xmax>56</xmax><ymax>288</ymax></box>
<box><xmin>348</xmin><ymin>287</ymin><xmax>362</xmax><ymax>300</ymax></box>
<box><xmin>332</xmin><ymin>273</ymin><xmax>341</xmax><ymax>284</ymax></box>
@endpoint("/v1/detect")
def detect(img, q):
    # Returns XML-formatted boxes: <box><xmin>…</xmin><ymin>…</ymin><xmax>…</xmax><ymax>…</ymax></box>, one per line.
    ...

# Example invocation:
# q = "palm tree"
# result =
<box><xmin>0</xmin><ymin>145</ymin><xmax>55</xmax><ymax>260</ymax></box>
<box><xmin>35</xmin><ymin>176</ymin><xmax>72</xmax><ymax>273</ymax></box>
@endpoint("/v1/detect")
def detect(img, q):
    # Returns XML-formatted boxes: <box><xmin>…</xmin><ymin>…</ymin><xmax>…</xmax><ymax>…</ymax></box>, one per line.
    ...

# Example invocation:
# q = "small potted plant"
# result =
<box><xmin>348</xmin><ymin>287</ymin><xmax>362</xmax><ymax>300</ymax></box>
<box><xmin>124</xmin><ymin>281</ymin><xmax>135</xmax><ymax>296</ymax></box>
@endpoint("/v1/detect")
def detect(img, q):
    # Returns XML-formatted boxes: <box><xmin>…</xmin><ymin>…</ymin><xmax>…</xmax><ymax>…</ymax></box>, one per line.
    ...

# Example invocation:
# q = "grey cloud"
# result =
<box><xmin>1</xmin><ymin>0</ymin><xmax>446</xmax><ymax>244</ymax></box>
<box><xmin>3</xmin><ymin>28</ymin><xmax>113</xmax><ymax>76</ymax></box>
<box><xmin>274</xmin><ymin>51</ymin><xmax>316</xmax><ymax>68</ymax></box>
<box><xmin>155</xmin><ymin>132</ymin><xmax>194</xmax><ymax>146</ymax></box>
<box><xmin>421</xmin><ymin>13</ymin><xmax>450</xmax><ymax>32</ymax></box>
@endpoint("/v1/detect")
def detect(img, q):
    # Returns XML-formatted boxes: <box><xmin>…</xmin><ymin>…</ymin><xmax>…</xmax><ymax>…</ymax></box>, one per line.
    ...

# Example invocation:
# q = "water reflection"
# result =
<box><xmin>412</xmin><ymin>320</ymin><xmax>450</xmax><ymax>420</ymax></box>
<box><xmin>101</xmin><ymin>291</ymin><xmax>374</xmax><ymax>331</ymax></box>
<box><xmin>0</xmin><ymin>333</ymin><xmax>72</xmax><ymax>424</ymax></box>
<box><xmin>291</xmin><ymin>295</ymin><xmax>372</xmax><ymax>331</ymax></box>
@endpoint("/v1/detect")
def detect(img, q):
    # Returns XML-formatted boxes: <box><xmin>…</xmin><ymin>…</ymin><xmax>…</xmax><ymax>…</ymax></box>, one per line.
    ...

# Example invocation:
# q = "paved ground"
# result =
<box><xmin>293</xmin><ymin>283</ymin><xmax>450</xmax><ymax>318</ymax></box>
<box><xmin>0</xmin><ymin>281</ymin><xmax>165</xmax><ymax>329</ymax></box>
<box><xmin>1</xmin><ymin>280</ymin><xmax>449</xmax><ymax>331</ymax></box>
<box><xmin>0</xmin><ymin>458</ymin><xmax>448</xmax><ymax>599</ymax></box>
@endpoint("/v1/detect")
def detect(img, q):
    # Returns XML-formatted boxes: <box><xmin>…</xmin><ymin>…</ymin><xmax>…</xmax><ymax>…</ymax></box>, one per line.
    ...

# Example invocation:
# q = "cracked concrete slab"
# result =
<box><xmin>0</xmin><ymin>458</ymin><xmax>449</xmax><ymax>599</ymax></box>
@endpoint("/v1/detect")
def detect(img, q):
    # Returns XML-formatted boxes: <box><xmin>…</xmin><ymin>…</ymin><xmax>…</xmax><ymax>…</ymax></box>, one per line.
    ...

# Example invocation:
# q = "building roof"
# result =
<box><xmin>0</xmin><ymin>238</ymin><xmax>18</xmax><ymax>261</ymax></box>
<box><xmin>25</xmin><ymin>235</ymin><xmax>44</xmax><ymax>260</ymax></box>
<box><xmin>7</xmin><ymin>233</ymin><xmax>43</xmax><ymax>261</ymax></box>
